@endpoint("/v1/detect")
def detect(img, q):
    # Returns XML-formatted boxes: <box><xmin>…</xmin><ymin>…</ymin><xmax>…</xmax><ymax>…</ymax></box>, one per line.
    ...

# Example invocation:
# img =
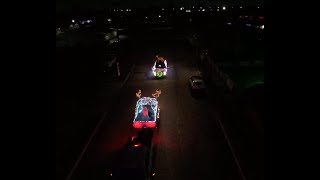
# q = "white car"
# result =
<box><xmin>189</xmin><ymin>76</ymin><xmax>206</xmax><ymax>92</ymax></box>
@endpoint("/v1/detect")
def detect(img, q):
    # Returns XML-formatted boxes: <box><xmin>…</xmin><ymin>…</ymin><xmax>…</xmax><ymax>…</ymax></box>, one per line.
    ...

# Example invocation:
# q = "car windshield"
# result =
<box><xmin>156</xmin><ymin>61</ymin><xmax>166</xmax><ymax>68</ymax></box>
<box><xmin>135</xmin><ymin>105</ymin><xmax>155</xmax><ymax>122</ymax></box>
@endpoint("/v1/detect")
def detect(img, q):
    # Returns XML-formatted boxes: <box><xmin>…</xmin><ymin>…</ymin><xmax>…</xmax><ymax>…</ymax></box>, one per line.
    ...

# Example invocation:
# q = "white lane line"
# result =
<box><xmin>216</xmin><ymin>112</ymin><xmax>247</xmax><ymax>180</ymax></box>
<box><xmin>66</xmin><ymin>65</ymin><xmax>135</xmax><ymax>180</ymax></box>
<box><xmin>195</xmin><ymin>60</ymin><xmax>246</xmax><ymax>180</ymax></box>
<box><xmin>66</xmin><ymin>112</ymin><xmax>108</xmax><ymax>180</ymax></box>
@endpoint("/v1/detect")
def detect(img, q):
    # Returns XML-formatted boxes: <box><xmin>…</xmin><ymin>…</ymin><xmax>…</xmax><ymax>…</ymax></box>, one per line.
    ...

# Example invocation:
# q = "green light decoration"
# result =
<box><xmin>156</xmin><ymin>71</ymin><xmax>163</xmax><ymax>77</ymax></box>
<box><xmin>245</xmin><ymin>80</ymin><xmax>264</xmax><ymax>89</ymax></box>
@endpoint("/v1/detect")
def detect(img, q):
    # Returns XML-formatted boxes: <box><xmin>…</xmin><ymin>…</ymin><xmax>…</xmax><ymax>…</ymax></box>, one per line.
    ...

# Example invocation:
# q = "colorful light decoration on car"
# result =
<box><xmin>133</xmin><ymin>90</ymin><xmax>161</xmax><ymax>128</ymax></box>
<box><xmin>152</xmin><ymin>89</ymin><xmax>161</xmax><ymax>98</ymax></box>
<box><xmin>134</xmin><ymin>97</ymin><xmax>158</xmax><ymax>121</ymax></box>
<box><xmin>152</xmin><ymin>58</ymin><xmax>168</xmax><ymax>77</ymax></box>
<box><xmin>136</xmin><ymin>89</ymin><xmax>142</xmax><ymax>98</ymax></box>
<box><xmin>157</xmin><ymin>71</ymin><xmax>163</xmax><ymax>77</ymax></box>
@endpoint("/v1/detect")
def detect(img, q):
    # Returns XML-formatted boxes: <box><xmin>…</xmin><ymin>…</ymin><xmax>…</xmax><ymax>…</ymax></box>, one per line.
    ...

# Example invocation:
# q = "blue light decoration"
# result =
<box><xmin>134</xmin><ymin>97</ymin><xmax>159</xmax><ymax>122</ymax></box>
<box><xmin>133</xmin><ymin>90</ymin><xmax>161</xmax><ymax>128</ymax></box>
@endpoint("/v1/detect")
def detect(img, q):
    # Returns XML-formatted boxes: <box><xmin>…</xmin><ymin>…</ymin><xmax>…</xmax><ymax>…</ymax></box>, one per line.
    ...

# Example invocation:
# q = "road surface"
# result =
<box><xmin>68</xmin><ymin>31</ymin><xmax>243</xmax><ymax>180</ymax></box>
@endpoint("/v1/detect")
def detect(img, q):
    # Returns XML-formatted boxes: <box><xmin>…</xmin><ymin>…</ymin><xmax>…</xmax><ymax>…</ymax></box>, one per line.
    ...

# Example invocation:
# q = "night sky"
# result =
<box><xmin>57</xmin><ymin>0</ymin><xmax>264</xmax><ymax>12</ymax></box>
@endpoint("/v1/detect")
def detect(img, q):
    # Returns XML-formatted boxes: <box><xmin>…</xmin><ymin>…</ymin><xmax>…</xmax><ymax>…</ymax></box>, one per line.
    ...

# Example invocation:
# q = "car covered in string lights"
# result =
<box><xmin>133</xmin><ymin>90</ymin><xmax>161</xmax><ymax>129</ymax></box>
<box><xmin>152</xmin><ymin>56</ymin><xmax>168</xmax><ymax>78</ymax></box>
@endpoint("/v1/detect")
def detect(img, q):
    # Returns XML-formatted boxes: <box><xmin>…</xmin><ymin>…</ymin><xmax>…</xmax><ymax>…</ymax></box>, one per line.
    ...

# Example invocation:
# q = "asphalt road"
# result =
<box><xmin>68</xmin><ymin>31</ymin><xmax>243</xmax><ymax>180</ymax></box>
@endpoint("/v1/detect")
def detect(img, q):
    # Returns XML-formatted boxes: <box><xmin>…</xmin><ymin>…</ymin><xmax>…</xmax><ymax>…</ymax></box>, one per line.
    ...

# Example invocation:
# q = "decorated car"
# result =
<box><xmin>152</xmin><ymin>55</ymin><xmax>168</xmax><ymax>78</ymax></box>
<box><xmin>133</xmin><ymin>90</ymin><xmax>161</xmax><ymax>129</ymax></box>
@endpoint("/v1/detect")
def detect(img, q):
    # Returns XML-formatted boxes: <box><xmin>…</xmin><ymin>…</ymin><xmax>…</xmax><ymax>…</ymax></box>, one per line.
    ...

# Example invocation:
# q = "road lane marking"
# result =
<box><xmin>195</xmin><ymin>58</ymin><xmax>246</xmax><ymax>180</ymax></box>
<box><xmin>66</xmin><ymin>112</ymin><xmax>107</xmax><ymax>180</ymax></box>
<box><xmin>216</xmin><ymin>112</ymin><xmax>247</xmax><ymax>180</ymax></box>
<box><xmin>66</xmin><ymin>65</ymin><xmax>135</xmax><ymax>180</ymax></box>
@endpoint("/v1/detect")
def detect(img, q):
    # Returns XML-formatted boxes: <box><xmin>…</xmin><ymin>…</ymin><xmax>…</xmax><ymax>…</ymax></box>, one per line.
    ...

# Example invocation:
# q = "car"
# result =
<box><xmin>152</xmin><ymin>59</ymin><xmax>168</xmax><ymax>78</ymax></box>
<box><xmin>133</xmin><ymin>90</ymin><xmax>161</xmax><ymax>129</ymax></box>
<box><xmin>109</xmin><ymin>130</ymin><xmax>155</xmax><ymax>180</ymax></box>
<box><xmin>189</xmin><ymin>76</ymin><xmax>206</xmax><ymax>93</ymax></box>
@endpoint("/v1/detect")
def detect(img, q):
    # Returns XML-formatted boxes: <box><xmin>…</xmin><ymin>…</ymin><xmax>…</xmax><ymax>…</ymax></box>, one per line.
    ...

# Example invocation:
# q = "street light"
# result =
<box><xmin>222</xmin><ymin>6</ymin><xmax>226</xmax><ymax>10</ymax></box>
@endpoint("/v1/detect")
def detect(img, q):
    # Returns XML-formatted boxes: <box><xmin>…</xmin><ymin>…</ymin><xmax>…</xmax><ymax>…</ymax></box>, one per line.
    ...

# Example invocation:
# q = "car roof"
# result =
<box><xmin>136</xmin><ymin>97</ymin><xmax>158</xmax><ymax>106</ymax></box>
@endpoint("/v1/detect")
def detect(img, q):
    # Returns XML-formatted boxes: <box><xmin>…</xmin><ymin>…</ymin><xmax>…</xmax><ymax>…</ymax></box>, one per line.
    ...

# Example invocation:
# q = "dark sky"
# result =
<box><xmin>57</xmin><ymin>0</ymin><xmax>264</xmax><ymax>13</ymax></box>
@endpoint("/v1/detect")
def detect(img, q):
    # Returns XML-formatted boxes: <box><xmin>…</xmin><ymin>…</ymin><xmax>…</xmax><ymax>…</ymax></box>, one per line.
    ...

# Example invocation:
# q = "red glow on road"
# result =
<box><xmin>157</xmin><ymin>133</ymin><xmax>178</xmax><ymax>150</ymax></box>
